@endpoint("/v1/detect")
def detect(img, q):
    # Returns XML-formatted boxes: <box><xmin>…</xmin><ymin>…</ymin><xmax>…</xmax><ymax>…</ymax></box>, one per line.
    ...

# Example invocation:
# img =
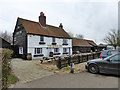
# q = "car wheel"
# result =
<box><xmin>88</xmin><ymin>64</ymin><xmax>99</xmax><ymax>74</ymax></box>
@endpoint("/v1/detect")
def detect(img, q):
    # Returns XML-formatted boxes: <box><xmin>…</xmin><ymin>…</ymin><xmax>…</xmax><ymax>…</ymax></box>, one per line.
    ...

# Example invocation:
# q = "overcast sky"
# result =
<box><xmin>0</xmin><ymin>0</ymin><xmax>118</xmax><ymax>44</ymax></box>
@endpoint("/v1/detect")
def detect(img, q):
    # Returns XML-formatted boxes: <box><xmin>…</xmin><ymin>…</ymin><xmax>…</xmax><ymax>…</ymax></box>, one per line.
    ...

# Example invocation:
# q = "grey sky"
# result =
<box><xmin>0</xmin><ymin>0</ymin><xmax>118</xmax><ymax>44</ymax></box>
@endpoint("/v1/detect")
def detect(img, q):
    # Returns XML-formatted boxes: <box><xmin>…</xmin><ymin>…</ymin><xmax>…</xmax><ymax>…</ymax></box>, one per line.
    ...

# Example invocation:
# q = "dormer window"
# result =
<box><xmin>52</xmin><ymin>37</ymin><xmax>56</xmax><ymax>45</ymax></box>
<box><xmin>39</xmin><ymin>36</ymin><xmax>45</xmax><ymax>44</ymax></box>
<box><xmin>63</xmin><ymin>39</ymin><xmax>68</xmax><ymax>45</ymax></box>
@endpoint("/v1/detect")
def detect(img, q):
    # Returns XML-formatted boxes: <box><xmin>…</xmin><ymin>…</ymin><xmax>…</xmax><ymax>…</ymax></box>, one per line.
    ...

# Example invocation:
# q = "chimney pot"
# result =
<box><xmin>40</xmin><ymin>12</ymin><xmax>44</xmax><ymax>16</ymax></box>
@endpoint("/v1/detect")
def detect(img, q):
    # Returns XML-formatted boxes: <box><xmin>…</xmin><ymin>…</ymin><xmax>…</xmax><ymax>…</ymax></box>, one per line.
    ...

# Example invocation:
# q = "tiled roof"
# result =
<box><xmin>86</xmin><ymin>40</ymin><xmax>97</xmax><ymax>46</ymax></box>
<box><xmin>72</xmin><ymin>38</ymin><xmax>97</xmax><ymax>47</ymax></box>
<box><xmin>18</xmin><ymin>18</ymin><xmax>71</xmax><ymax>39</ymax></box>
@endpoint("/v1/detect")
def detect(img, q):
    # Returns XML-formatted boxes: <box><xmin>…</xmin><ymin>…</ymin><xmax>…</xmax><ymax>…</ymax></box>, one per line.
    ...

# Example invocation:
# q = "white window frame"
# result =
<box><xmin>63</xmin><ymin>39</ymin><xmax>67</xmax><ymax>44</ymax></box>
<box><xmin>34</xmin><ymin>48</ymin><xmax>42</xmax><ymax>55</ymax></box>
<box><xmin>54</xmin><ymin>48</ymin><xmax>59</xmax><ymax>53</ymax></box>
<box><xmin>52</xmin><ymin>37</ymin><xmax>56</xmax><ymax>43</ymax></box>
<box><xmin>63</xmin><ymin>48</ymin><xmax>67</xmax><ymax>53</ymax></box>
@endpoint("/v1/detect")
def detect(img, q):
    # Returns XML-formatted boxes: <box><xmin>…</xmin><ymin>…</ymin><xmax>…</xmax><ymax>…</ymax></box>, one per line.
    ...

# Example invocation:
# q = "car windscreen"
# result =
<box><xmin>101</xmin><ymin>51</ymin><xmax>108</xmax><ymax>55</ymax></box>
<box><xmin>104</xmin><ymin>53</ymin><xmax>120</xmax><ymax>61</ymax></box>
<box><xmin>104</xmin><ymin>54</ymin><xmax>116</xmax><ymax>60</ymax></box>
<box><xmin>111</xmin><ymin>50</ymin><xmax>118</xmax><ymax>55</ymax></box>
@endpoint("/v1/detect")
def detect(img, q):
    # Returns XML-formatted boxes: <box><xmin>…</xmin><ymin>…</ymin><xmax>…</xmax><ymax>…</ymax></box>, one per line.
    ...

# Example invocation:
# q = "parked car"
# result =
<box><xmin>107</xmin><ymin>46</ymin><xmax>115</xmax><ymax>50</ymax></box>
<box><xmin>100</xmin><ymin>50</ymin><xmax>118</xmax><ymax>58</ymax></box>
<box><xmin>85</xmin><ymin>53</ymin><xmax>120</xmax><ymax>75</ymax></box>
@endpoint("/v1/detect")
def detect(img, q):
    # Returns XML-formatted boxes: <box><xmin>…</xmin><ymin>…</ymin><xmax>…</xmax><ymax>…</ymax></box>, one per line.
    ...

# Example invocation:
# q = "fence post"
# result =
<box><xmin>87</xmin><ymin>54</ymin><xmax>88</xmax><ymax>61</ymax></box>
<box><xmin>82</xmin><ymin>55</ymin><xmax>84</xmax><ymax>62</ymax></box>
<box><xmin>58</xmin><ymin>57</ymin><xmax>61</xmax><ymax>69</ymax></box>
<box><xmin>93</xmin><ymin>53</ymin><xmax>95</xmax><ymax>59</ymax></box>
<box><xmin>78</xmin><ymin>55</ymin><xmax>80</xmax><ymax>63</ymax></box>
<box><xmin>68</xmin><ymin>56</ymin><xmax>71</xmax><ymax>66</ymax></box>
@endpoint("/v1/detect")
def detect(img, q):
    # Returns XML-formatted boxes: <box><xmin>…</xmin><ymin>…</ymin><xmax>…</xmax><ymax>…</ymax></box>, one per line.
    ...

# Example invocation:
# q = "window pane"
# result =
<box><xmin>63</xmin><ymin>39</ymin><xmax>67</xmax><ymax>44</ymax></box>
<box><xmin>54</xmin><ymin>48</ymin><xmax>59</xmax><ymax>52</ymax></box>
<box><xmin>63</xmin><ymin>48</ymin><xmax>67</xmax><ymax>52</ymax></box>
<box><xmin>52</xmin><ymin>37</ymin><xmax>55</xmax><ymax>42</ymax></box>
<box><xmin>40</xmin><ymin>36</ymin><xmax>44</xmax><ymax>41</ymax></box>
<box><xmin>35</xmin><ymin>48</ymin><xmax>36</xmax><ymax>54</ymax></box>
<box><xmin>37</xmin><ymin>48</ymin><xmax>40</xmax><ymax>54</ymax></box>
<box><xmin>40</xmin><ymin>48</ymin><xmax>42</xmax><ymax>53</ymax></box>
<box><xmin>35</xmin><ymin>48</ymin><xmax>42</xmax><ymax>54</ymax></box>
<box><xmin>110</xmin><ymin>55</ymin><xmax>119</xmax><ymax>62</ymax></box>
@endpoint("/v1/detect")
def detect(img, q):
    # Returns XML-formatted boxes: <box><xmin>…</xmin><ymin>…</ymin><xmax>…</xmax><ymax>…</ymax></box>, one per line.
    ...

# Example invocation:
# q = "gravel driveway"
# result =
<box><xmin>9</xmin><ymin>58</ymin><xmax>54</xmax><ymax>87</ymax></box>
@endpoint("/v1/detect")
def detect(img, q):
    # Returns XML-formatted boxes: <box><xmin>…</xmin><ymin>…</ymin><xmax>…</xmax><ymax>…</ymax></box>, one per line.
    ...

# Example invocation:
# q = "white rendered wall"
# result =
<box><xmin>27</xmin><ymin>34</ymin><xmax>72</xmax><ymax>59</ymax></box>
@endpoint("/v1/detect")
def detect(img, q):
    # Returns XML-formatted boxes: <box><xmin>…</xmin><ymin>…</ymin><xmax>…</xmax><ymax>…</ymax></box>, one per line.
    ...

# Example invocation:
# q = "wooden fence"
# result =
<box><xmin>56</xmin><ymin>52</ymin><xmax>101</xmax><ymax>69</ymax></box>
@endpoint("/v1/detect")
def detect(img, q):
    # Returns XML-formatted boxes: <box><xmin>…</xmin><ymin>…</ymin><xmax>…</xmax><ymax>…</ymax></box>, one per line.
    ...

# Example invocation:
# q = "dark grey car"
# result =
<box><xmin>85</xmin><ymin>53</ymin><xmax>120</xmax><ymax>75</ymax></box>
<box><xmin>100</xmin><ymin>50</ymin><xmax>118</xmax><ymax>58</ymax></box>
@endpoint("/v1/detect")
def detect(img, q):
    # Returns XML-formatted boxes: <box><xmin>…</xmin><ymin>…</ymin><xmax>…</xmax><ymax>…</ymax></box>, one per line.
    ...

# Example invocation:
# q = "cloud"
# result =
<box><xmin>0</xmin><ymin>0</ymin><xmax>118</xmax><ymax>44</ymax></box>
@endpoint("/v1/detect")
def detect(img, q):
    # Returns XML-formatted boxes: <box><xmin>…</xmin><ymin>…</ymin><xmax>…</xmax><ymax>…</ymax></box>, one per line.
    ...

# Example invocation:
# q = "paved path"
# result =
<box><xmin>14</xmin><ymin>72</ymin><xmax>119</xmax><ymax>88</ymax></box>
<box><xmin>9</xmin><ymin>58</ymin><xmax>54</xmax><ymax>87</ymax></box>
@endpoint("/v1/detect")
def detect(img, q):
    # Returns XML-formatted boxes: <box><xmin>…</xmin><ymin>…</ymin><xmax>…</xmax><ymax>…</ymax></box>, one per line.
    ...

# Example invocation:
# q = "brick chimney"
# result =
<box><xmin>39</xmin><ymin>12</ymin><xmax>46</xmax><ymax>27</ymax></box>
<box><xmin>59</xmin><ymin>23</ymin><xmax>63</xmax><ymax>28</ymax></box>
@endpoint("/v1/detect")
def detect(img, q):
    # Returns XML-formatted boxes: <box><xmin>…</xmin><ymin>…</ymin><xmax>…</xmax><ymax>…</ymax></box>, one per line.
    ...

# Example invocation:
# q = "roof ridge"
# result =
<box><xmin>17</xmin><ymin>17</ymin><xmax>71</xmax><ymax>39</ymax></box>
<box><xmin>18</xmin><ymin>17</ymin><xmax>60</xmax><ymax>29</ymax></box>
<box><xmin>46</xmin><ymin>24</ymin><xmax>59</xmax><ymax>28</ymax></box>
<box><xmin>18</xmin><ymin>17</ymin><xmax>38</xmax><ymax>23</ymax></box>
<box><xmin>72</xmin><ymin>37</ymin><xmax>85</xmax><ymax>40</ymax></box>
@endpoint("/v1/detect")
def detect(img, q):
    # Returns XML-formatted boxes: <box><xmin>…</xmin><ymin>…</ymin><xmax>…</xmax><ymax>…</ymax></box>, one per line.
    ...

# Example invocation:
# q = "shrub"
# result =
<box><xmin>2</xmin><ymin>48</ymin><xmax>13</xmax><ymax>89</ymax></box>
<box><xmin>2</xmin><ymin>49</ymin><xmax>13</xmax><ymax>60</ymax></box>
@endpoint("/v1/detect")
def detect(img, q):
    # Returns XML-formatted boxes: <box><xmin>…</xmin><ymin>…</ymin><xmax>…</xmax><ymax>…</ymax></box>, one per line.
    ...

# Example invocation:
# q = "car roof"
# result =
<box><xmin>101</xmin><ymin>50</ymin><xmax>118</xmax><ymax>55</ymax></box>
<box><xmin>103</xmin><ymin>49</ymin><xmax>116</xmax><ymax>51</ymax></box>
<box><xmin>117</xmin><ymin>52</ymin><xmax>120</xmax><ymax>55</ymax></box>
<box><xmin>102</xmin><ymin>50</ymin><xmax>117</xmax><ymax>52</ymax></box>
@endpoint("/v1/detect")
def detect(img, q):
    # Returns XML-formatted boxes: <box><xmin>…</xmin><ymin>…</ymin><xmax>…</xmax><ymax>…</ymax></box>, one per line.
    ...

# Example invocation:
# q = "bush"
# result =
<box><xmin>62</xmin><ymin>64</ymin><xmax>71</xmax><ymax>70</ymax></box>
<box><xmin>2</xmin><ymin>49</ymin><xmax>13</xmax><ymax>60</ymax></box>
<box><xmin>1</xmin><ymin>48</ymin><xmax>13</xmax><ymax>89</ymax></box>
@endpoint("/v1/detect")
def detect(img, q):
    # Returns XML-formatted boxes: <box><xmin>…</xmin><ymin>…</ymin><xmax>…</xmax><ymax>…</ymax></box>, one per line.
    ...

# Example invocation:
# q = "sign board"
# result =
<box><xmin>19</xmin><ymin>47</ymin><xmax>23</xmax><ymax>54</ymax></box>
<box><xmin>47</xmin><ymin>45</ymin><xmax>62</xmax><ymax>47</ymax></box>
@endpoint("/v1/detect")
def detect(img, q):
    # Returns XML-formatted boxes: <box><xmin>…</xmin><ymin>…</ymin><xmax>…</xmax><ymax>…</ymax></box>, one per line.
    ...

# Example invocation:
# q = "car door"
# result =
<box><xmin>107</xmin><ymin>54</ymin><xmax>120</xmax><ymax>75</ymax></box>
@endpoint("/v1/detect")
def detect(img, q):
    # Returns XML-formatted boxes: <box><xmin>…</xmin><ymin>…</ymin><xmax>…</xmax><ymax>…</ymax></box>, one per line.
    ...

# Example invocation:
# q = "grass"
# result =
<box><xmin>7</xmin><ymin>73</ymin><xmax>18</xmax><ymax>84</ymax></box>
<box><xmin>62</xmin><ymin>64</ymin><xmax>71</xmax><ymax>70</ymax></box>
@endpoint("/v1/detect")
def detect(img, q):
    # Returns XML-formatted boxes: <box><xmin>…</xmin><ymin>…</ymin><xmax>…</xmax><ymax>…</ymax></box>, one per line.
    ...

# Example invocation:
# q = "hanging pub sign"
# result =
<box><xmin>47</xmin><ymin>45</ymin><xmax>62</xmax><ymax>47</ymax></box>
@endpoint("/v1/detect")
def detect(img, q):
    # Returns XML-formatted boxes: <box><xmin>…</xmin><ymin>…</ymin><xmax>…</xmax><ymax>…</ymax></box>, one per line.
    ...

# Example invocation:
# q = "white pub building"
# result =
<box><xmin>13</xmin><ymin>12</ymin><xmax>72</xmax><ymax>59</ymax></box>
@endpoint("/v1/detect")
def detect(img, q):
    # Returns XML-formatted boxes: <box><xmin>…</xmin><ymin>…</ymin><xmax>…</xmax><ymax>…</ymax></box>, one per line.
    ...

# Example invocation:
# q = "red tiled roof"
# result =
<box><xmin>18</xmin><ymin>17</ymin><xmax>71</xmax><ymax>39</ymax></box>
<box><xmin>72</xmin><ymin>38</ymin><xmax>91</xmax><ymax>47</ymax></box>
<box><xmin>72</xmin><ymin>38</ymin><xmax>96</xmax><ymax>47</ymax></box>
<box><xmin>86</xmin><ymin>40</ymin><xmax>97</xmax><ymax>46</ymax></box>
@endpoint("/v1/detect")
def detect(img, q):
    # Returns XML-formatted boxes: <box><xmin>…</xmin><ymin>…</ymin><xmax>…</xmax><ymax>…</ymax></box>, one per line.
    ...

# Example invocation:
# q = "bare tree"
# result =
<box><xmin>0</xmin><ymin>30</ymin><xmax>13</xmax><ymax>43</ymax></box>
<box><xmin>103</xmin><ymin>29</ymin><xmax>120</xmax><ymax>48</ymax></box>
<box><xmin>67</xmin><ymin>31</ymin><xmax>74</xmax><ymax>37</ymax></box>
<box><xmin>75</xmin><ymin>34</ymin><xmax>84</xmax><ymax>39</ymax></box>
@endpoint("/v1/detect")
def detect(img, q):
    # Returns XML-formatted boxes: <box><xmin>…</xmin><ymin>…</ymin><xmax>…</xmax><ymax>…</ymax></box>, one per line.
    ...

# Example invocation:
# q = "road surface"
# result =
<box><xmin>13</xmin><ymin>72</ymin><xmax>119</xmax><ymax>88</ymax></box>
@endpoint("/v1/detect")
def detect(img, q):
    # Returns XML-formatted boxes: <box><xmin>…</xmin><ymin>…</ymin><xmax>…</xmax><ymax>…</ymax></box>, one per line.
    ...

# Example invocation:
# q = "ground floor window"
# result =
<box><xmin>34</xmin><ymin>48</ymin><xmax>42</xmax><ymax>54</ymax></box>
<box><xmin>54</xmin><ymin>48</ymin><xmax>59</xmax><ymax>53</ymax></box>
<box><xmin>19</xmin><ymin>47</ymin><xmax>23</xmax><ymax>54</ymax></box>
<box><xmin>63</xmin><ymin>48</ymin><xmax>67</xmax><ymax>53</ymax></box>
